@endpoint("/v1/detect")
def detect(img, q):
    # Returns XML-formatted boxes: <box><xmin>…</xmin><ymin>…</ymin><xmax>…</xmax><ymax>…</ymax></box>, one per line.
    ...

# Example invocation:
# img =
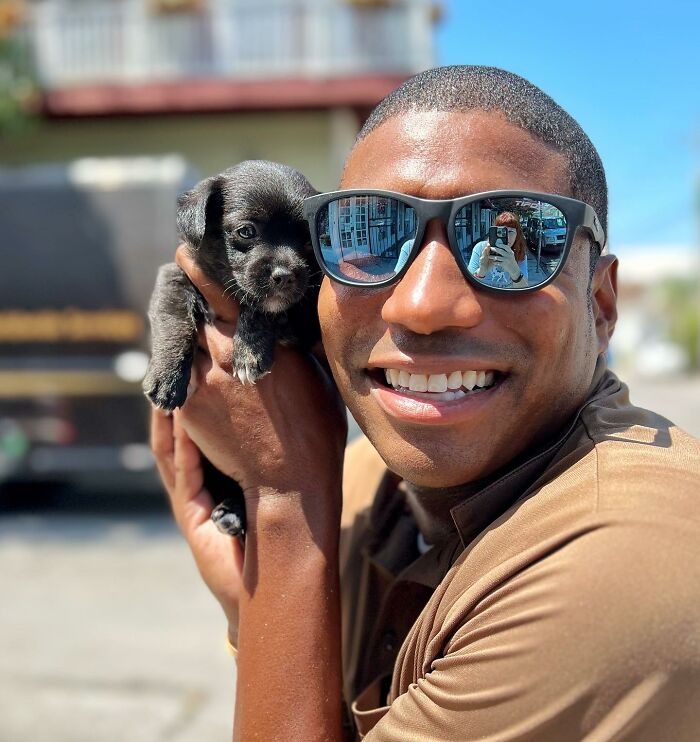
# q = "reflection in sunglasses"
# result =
<box><xmin>319</xmin><ymin>196</ymin><xmax>418</xmax><ymax>281</ymax></box>
<box><xmin>459</xmin><ymin>198</ymin><xmax>567</xmax><ymax>288</ymax></box>
<box><xmin>314</xmin><ymin>193</ymin><xmax>570</xmax><ymax>289</ymax></box>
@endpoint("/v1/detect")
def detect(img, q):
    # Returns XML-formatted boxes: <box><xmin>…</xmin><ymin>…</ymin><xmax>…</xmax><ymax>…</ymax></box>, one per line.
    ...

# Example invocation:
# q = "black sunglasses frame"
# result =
<box><xmin>303</xmin><ymin>189</ymin><xmax>606</xmax><ymax>293</ymax></box>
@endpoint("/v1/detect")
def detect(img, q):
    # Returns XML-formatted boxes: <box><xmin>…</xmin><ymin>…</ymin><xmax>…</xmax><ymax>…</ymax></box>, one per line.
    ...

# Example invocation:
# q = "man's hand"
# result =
<box><xmin>172</xmin><ymin>245</ymin><xmax>347</xmax><ymax>497</ymax></box>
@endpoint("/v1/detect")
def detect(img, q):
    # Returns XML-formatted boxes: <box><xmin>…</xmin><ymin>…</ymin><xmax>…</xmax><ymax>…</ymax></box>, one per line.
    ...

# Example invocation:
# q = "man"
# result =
<box><xmin>150</xmin><ymin>66</ymin><xmax>700</xmax><ymax>740</ymax></box>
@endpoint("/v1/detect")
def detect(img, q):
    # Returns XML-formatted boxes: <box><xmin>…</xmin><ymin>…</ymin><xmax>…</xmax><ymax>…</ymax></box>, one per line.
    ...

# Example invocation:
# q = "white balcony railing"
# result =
<box><xmin>27</xmin><ymin>0</ymin><xmax>435</xmax><ymax>88</ymax></box>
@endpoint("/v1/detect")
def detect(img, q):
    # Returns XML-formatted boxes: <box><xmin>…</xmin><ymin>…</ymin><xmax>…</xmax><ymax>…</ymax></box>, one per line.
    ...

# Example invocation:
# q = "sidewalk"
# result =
<box><xmin>0</xmin><ymin>512</ymin><xmax>236</xmax><ymax>742</ymax></box>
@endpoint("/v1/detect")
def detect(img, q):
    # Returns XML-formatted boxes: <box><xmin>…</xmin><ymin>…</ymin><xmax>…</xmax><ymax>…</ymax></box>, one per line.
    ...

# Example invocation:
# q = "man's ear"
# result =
<box><xmin>591</xmin><ymin>253</ymin><xmax>618</xmax><ymax>356</ymax></box>
<box><xmin>176</xmin><ymin>175</ymin><xmax>224</xmax><ymax>249</ymax></box>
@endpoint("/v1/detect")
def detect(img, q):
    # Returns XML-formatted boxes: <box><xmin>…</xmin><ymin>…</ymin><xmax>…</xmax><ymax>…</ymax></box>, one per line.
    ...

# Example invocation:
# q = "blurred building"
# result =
<box><xmin>0</xmin><ymin>0</ymin><xmax>438</xmax><ymax>490</ymax></box>
<box><xmin>2</xmin><ymin>0</ymin><xmax>438</xmax><ymax>187</ymax></box>
<box><xmin>612</xmin><ymin>245</ymin><xmax>700</xmax><ymax>377</ymax></box>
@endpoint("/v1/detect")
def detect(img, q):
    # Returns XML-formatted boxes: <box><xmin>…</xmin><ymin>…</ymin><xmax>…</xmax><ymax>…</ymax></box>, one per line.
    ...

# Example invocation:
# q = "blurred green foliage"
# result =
<box><xmin>658</xmin><ymin>277</ymin><xmax>700</xmax><ymax>372</ymax></box>
<box><xmin>0</xmin><ymin>23</ymin><xmax>38</xmax><ymax>137</ymax></box>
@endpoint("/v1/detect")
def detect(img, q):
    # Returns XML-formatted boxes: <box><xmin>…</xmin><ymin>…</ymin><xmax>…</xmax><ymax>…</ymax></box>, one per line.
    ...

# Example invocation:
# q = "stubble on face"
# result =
<box><xmin>319</xmin><ymin>110</ymin><xmax>601</xmax><ymax>488</ymax></box>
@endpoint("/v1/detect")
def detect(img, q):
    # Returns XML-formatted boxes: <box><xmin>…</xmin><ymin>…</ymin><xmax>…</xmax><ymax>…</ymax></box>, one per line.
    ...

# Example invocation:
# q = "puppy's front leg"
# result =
<box><xmin>143</xmin><ymin>262</ymin><xmax>203</xmax><ymax>410</ymax></box>
<box><xmin>231</xmin><ymin>307</ymin><xmax>276</xmax><ymax>384</ymax></box>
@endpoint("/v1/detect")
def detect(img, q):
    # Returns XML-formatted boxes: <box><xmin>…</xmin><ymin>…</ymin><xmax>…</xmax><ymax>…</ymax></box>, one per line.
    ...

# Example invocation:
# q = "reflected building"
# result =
<box><xmin>322</xmin><ymin>196</ymin><xmax>416</xmax><ymax>260</ymax></box>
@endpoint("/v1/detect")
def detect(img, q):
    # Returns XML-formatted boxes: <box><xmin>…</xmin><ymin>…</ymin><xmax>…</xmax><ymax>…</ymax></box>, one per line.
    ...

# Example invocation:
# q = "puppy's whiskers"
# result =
<box><xmin>223</xmin><ymin>285</ymin><xmax>246</xmax><ymax>301</ymax></box>
<box><xmin>222</xmin><ymin>277</ymin><xmax>247</xmax><ymax>301</ymax></box>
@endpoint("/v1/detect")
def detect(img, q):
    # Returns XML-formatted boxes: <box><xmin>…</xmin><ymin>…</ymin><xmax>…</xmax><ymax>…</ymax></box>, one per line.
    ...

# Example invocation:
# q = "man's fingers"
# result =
<box><xmin>150</xmin><ymin>406</ymin><xmax>175</xmax><ymax>492</ymax></box>
<box><xmin>175</xmin><ymin>244</ymin><xmax>239</xmax><ymax>323</ymax></box>
<box><xmin>171</xmin><ymin>409</ymin><xmax>216</xmax><ymax>534</ymax></box>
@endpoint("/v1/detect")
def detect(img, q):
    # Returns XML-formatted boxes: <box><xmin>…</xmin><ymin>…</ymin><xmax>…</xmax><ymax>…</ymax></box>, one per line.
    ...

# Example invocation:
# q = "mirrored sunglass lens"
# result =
<box><xmin>315</xmin><ymin>196</ymin><xmax>417</xmax><ymax>283</ymax></box>
<box><xmin>454</xmin><ymin>198</ymin><xmax>567</xmax><ymax>289</ymax></box>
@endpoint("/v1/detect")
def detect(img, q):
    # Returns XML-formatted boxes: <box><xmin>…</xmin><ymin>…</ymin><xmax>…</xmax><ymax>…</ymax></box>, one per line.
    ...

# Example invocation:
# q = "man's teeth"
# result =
<box><xmin>382</xmin><ymin>368</ymin><xmax>496</xmax><ymax>397</ymax></box>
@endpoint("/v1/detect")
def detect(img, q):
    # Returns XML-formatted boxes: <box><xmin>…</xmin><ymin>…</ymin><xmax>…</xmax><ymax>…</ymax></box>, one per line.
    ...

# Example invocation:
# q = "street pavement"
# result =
<box><xmin>0</xmin><ymin>495</ymin><xmax>236</xmax><ymax>742</ymax></box>
<box><xmin>0</xmin><ymin>374</ymin><xmax>698</xmax><ymax>741</ymax></box>
<box><xmin>623</xmin><ymin>372</ymin><xmax>700</xmax><ymax>438</ymax></box>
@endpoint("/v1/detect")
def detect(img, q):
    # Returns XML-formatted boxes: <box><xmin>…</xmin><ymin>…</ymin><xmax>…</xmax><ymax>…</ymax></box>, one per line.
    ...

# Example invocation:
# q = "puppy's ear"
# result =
<box><xmin>177</xmin><ymin>176</ymin><xmax>224</xmax><ymax>249</ymax></box>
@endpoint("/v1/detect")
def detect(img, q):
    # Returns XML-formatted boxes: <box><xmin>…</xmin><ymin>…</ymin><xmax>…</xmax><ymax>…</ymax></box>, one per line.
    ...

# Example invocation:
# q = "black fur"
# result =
<box><xmin>143</xmin><ymin>160</ymin><xmax>320</xmax><ymax>536</ymax></box>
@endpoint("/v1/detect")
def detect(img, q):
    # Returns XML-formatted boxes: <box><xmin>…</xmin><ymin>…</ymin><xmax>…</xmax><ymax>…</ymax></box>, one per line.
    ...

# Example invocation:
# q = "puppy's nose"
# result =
<box><xmin>271</xmin><ymin>267</ymin><xmax>294</xmax><ymax>288</ymax></box>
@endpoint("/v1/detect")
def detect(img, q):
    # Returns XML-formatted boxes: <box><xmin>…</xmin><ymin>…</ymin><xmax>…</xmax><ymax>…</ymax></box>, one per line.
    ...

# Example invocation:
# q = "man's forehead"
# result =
<box><xmin>341</xmin><ymin>110</ymin><xmax>571</xmax><ymax>199</ymax></box>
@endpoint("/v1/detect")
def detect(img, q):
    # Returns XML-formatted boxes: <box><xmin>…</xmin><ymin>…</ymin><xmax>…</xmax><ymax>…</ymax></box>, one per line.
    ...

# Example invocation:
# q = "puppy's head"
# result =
<box><xmin>177</xmin><ymin>160</ymin><xmax>317</xmax><ymax>313</ymax></box>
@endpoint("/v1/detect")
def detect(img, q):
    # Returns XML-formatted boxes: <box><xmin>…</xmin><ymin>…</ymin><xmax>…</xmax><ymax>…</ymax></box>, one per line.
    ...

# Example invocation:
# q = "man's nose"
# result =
<box><xmin>381</xmin><ymin>219</ymin><xmax>484</xmax><ymax>335</ymax></box>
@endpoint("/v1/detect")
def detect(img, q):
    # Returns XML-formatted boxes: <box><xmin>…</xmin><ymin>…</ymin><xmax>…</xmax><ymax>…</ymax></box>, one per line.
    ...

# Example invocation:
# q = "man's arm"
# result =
<box><xmin>234</xmin><ymin>487</ymin><xmax>343</xmax><ymax>741</ymax></box>
<box><xmin>161</xmin><ymin>410</ymin><xmax>346</xmax><ymax>741</ymax></box>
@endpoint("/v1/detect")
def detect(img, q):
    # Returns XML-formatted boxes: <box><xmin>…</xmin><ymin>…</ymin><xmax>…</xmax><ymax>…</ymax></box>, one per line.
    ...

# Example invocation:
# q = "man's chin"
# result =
<box><xmin>366</xmin><ymin>434</ymin><xmax>500</xmax><ymax>489</ymax></box>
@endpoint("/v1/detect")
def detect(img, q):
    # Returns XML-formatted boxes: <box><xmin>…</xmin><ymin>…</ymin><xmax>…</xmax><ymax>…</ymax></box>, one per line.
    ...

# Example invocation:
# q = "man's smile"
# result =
<box><xmin>380</xmin><ymin>367</ymin><xmax>497</xmax><ymax>395</ymax></box>
<box><xmin>363</xmin><ymin>358</ymin><xmax>509</xmax><ymax>425</ymax></box>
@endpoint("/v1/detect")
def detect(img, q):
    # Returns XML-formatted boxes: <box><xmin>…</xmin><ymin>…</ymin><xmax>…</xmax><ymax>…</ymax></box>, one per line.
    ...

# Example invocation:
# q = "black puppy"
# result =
<box><xmin>143</xmin><ymin>160</ymin><xmax>320</xmax><ymax>536</ymax></box>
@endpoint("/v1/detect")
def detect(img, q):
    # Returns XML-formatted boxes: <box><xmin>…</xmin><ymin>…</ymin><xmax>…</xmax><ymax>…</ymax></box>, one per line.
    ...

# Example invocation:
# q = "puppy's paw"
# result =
<box><xmin>234</xmin><ymin>363</ymin><xmax>271</xmax><ymax>385</ymax></box>
<box><xmin>211</xmin><ymin>501</ymin><xmax>245</xmax><ymax>537</ymax></box>
<box><xmin>142</xmin><ymin>366</ymin><xmax>189</xmax><ymax>411</ymax></box>
<box><xmin>231</xmin><ymin>342</ymin><xmax>272</xmax><ymax>386</ymax></box>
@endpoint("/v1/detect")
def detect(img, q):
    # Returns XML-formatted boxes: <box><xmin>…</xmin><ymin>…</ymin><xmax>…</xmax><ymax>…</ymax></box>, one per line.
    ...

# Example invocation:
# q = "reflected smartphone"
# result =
<box><xmin>488</xmin><ymin>226</ymin><xmax>509</xmax><ymax>247</ymax></box>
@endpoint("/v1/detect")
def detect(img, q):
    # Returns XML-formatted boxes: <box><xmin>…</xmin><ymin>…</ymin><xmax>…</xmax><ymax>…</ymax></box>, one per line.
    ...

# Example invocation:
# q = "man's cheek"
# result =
<box><xmin>526</xmin><ymin>286</ymin><xmax>597</xmax><ymax>411</ymax></box>
<box><xmin>522</xmin><ymin>286</ymin><xmax>578</xmax><ymax>347</ymax></box>
<box><xmin>318</xmin><ymin>279</ymin><xmax>347</xmax><ymax>344</ymax></box>
<box><xmin>318</xmin><ymin>284</ymin><xmax>345</xmax><ymax>375</ymax></box>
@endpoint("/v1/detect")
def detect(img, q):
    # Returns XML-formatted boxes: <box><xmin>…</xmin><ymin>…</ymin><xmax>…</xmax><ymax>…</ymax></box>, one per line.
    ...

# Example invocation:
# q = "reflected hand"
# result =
<box><xmin>489</xmin><ymin>243</ymin><xmax>521</xmax><ymax>279</ymax></box>
<box><xmin>477</xmin><ymin>242</ymin><xmax>495</xmax><ymax>276</ymax></box>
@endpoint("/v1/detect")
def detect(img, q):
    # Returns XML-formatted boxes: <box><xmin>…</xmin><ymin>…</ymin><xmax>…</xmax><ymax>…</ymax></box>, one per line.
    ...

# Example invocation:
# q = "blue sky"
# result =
<box><xmin>435</xmin><ymin>0</ymin><xmax>700</xmax><ymax>252</ymax></box>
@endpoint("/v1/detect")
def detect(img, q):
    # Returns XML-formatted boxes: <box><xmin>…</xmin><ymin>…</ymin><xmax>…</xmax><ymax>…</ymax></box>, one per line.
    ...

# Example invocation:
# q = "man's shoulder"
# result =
<box><xmin>578</xmin><ymin>389</ymin><xmax>700</xmax><ymax>520</ymax></box>
<box><xmin>435</xmin><ymin>405</ymin><xmax>700</xmax><ymax>656</ymax></box>
<box><xmin>438</xmin><ymin>391</ymin><xmax>700</xmax><ymax>611</ymax></box>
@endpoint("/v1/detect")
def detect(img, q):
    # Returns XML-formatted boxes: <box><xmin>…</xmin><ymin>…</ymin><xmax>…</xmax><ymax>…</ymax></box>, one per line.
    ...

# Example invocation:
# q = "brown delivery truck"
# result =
<box><xmin>0</xmin><ymin>156</ymin><xmax>198</xmax><ymax>492</ymax></box>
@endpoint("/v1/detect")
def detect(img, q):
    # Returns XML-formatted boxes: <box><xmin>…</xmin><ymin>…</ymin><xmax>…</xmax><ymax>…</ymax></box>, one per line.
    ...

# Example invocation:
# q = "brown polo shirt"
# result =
<box><xmin>339</xmin><ymin>363</ymin><xmax>700</xmax><ymax>740</ymax></box>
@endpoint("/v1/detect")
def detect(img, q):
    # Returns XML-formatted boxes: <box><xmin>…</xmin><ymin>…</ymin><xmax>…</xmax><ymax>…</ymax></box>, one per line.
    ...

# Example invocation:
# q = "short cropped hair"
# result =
<box><xmin>357</xmin><ymin>65</ymin><xmax>608</xmax><ymax>264</ymax></box>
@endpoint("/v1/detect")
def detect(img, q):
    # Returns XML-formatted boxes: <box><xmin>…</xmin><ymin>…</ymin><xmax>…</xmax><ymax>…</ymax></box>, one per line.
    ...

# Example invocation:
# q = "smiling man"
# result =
<box><xmin>151</xmin><ymin>67</ymin><xmax>700</xmax><ymax>741</ymax></box>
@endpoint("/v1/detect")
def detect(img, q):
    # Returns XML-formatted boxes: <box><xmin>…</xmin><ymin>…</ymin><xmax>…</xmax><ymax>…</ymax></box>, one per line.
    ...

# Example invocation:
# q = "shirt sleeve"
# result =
<box><xmin>394</xmin><ymin>239</ymin><xmax>414</xmax><ymax>273</ymax></box>
<box><xmin>519</xmin><ymin>254</ymin><xmax>528</xmax><ymax>281</ymax></box>
<box><xmin>467</xmin><ymin>242</ymin><xmax>483</xmax><ymax>274</ymax></box>
<box><xmin>364</xmin><ymin>517</ymin><xmax>700</xmax><ymax>741</ymax></box>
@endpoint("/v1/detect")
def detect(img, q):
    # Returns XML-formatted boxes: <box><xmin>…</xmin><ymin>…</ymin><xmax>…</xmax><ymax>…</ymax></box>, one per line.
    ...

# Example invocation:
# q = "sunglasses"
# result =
<box><xmin>303</xmin><ymin>189</ymin><xmax>605</xmax><ymax>292</ymax></box>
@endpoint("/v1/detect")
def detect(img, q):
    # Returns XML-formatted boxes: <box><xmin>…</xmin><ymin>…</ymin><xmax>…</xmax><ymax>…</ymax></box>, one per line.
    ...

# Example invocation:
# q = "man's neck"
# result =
<box><xmin>402</xmin><ymin>480</ymin><xmax>481</xmax><ymax>547</ymax></box>
<box><xmin>402</xmin><ymin>412</ymin><xmax>579</xmax><ymax>547</ymax></box>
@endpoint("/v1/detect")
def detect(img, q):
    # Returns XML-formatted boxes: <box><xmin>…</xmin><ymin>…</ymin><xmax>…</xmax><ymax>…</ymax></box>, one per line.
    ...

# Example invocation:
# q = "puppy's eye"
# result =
<box><xmin>235</xmin><ymin>224</ymin><xmax>257</xmax><ymax>240</ymax></box>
